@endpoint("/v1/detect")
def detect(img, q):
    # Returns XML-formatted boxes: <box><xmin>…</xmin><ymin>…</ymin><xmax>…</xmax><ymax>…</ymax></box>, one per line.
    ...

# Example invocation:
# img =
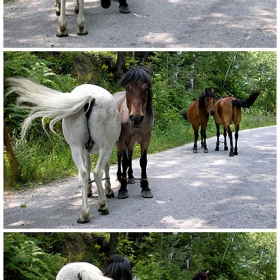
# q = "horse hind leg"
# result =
<box><xmin>215</xmin><ymin>123</ymin><xmax>220</xmax><ymax>151</ymax></box>
<box><xmin>223</xmin><ymin>127</ymin><xmax>228</xmax><ymax>151</ymax></box>
<box><xmin>84</xmin><ymin>152</ymin><xmax>93</xmax><ymax>197</ymax></box>
<box><xmin>104</xmin><ymin>162</ymin><xmax>114</xmax><ymax>198</ymax></box>
<box><xmin>94</xmin><ymin>150</ymin><xmax>111</xmax><ymax>214</ymax></box>
<box><xmin>118</xmin><ymin>151</ymin><xmax>129</xmax><ymax>199</ymax></box>
<box><xmin>127</xmin><ymin>152</ymin><xmax>136</xmax><ymax>184</ymax></box>
<box><xmin>192</xmin><ymin>126</ymin><xmax>199</xmax><ymax>153</ymax></box>
<box><xmin>70</xmin><ymin>146</ymin><xmax>90</xmax><ymax>223</ymax></box>
<box><xmin>234</xmin><ymin>125</ymin><xmax>239</xmax><ymax>155</ymax></box>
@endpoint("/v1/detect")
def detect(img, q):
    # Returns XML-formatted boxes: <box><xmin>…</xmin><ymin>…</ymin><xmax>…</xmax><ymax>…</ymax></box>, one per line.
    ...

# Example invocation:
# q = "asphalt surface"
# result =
<box><xmin>4</xmin><ymin>126</ymin><xmax>276</xmax><ymax>230</ymax></box>
<box><xmin>4</xmin><ymin>0</ymin><xmax>276</xmax><ymax>48</ymax></box>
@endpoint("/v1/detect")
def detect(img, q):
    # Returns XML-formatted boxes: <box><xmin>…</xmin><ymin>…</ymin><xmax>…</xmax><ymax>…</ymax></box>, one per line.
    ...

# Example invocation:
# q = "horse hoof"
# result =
<box><xmin>193</xmin><ymin>149</ymin><xmax>197</xmax><ymax>153</ymax></box>
<box><xmin>77</xmin><ymin>217</ymin><xmax>89</xmax><ymax>223</ymax></box>
<box><xmin>119</xmin><ymin>5</ymin><xmax>131</xmax><ymax>13</ymax></box>
<box><xmin>56</xmin><ymin>28</ymin><xmax>68</xmax><ymax>37</ymax></box>
<box><xmin>87</xmin><ymin>192</ymin><xmax>93</xmax><ymax>198</ymax></box>
<box><xmin>234</xmin><ymin>151</ymin><xmax>238</xmax><ymax>155</ymax></box>
<box><xmin>118</xmin><ymin>191</ymin><xmax>129</xmax><ymax>199</ymax></box>
<box><xmin>106</xmin><ymin>191</ymin><xmax>114</xmax><ymax>198</ymax></box>
<box><xmin>204</xmin><ymin>149</ymin><xmax>208</xmax><ymax>153</ymax></box>
<box><xmin>141</xmin><ymin>190</ymin><xmax>153</xmax><ymax>198</ymax></box>
<box><xmin>128</xmin><ymin>178</ymin><xmax>136</xmax><ymax>184</ymax></box>
<box><xmin>98</xmin><ymin>208</ymin><xmax>109</xmax><ymax>215</ymax></box>
<box><xmin>229</xmin><ymin>152</ymin><xmax>234</xmax><ymax>157</ymax></box>
<box><xmin>77</xmin><ymin>27</ymin><xmax>88</xmax><ymax>36</ymax></box>
<box><xmin>215</xmin><ymin>147</ymin><xmax>219</xmax><ymax>151</ymax></box>
<box><xmin>101</xmin><ymin>0</ymin><xmax>111</xmax><ymax>8</ymax></box>
<box><xmin>224</xmin><ymin>146</ymin><xmax>228</xmax><ymax>151</ymax></box>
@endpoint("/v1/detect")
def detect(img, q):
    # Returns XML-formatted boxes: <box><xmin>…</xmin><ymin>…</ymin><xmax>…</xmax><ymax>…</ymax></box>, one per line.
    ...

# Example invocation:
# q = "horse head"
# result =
<box><xmin>192</xmin><ymin>270</ymin><xmax>209</xmax><ymax>280</ymax></box>
<box><xmin>104</xmin><ymin>254</ymin><xmax>136</xmax><ymax>280</ymax></box>
<box><xmin>199</xmin><ymin>89</ymin><xmax>215</xmax><ymax>116</ymax></box>
<box><xmin>120</xmin><ymin>66</ymin><xmax>152</xmax><ymax>128</ymax></box>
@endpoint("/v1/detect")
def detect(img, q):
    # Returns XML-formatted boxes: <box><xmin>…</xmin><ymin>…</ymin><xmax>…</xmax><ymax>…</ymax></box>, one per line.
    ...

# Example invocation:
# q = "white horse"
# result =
<box><xmin>55</xmin><ymin>0</ymin><xmax>130</xmax><ymax>37</ymax></box>
<box><xmin>56</xmin><ymin>262</ymin><xmax>111</xmax><ymax>280</ymax></box>
<box><xmin>56</xmin><ymin>254</ymin><xmax>139</xmax><ymax>280</ymax></box>
<box><xmin>7</xmin><ymin>77</ymin><xmax>121</xmax><ymax>223</ymax></box>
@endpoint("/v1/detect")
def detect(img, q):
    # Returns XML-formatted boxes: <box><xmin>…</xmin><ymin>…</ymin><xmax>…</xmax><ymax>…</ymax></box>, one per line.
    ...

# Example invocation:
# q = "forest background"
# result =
<box><xmin>4</xmin><ymin>232</ymin><xmax>276</xmax><ymax>280</ymax></box>
<box><xmin>3</xmin><ymin>51</ymin><xmax>276</xmax><ymax>189</ymax></box>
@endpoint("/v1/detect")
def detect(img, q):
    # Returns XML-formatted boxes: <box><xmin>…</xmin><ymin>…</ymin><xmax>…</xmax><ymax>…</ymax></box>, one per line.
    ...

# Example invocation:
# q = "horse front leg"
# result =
<box><xmin>192</xmin><ymin>125</ymin><xmax>199</xmax><ymax>153</ymax></box>
<box><xmin>140</xmin><ymin>150</ymin><xmax>153</xmax><ymax>198</ymax></box>
<box><xmin>201</xmin><ymin>123</ymin><xmax>208</xmax><ymax>153</ymax></box>
<box><xmin>215</xmin><ymin>123</ymin><xmax>220</xmax><ymax>151</ymax></box>
<box><xmin>118</xmin><ymin>151</ymin><xmax>129</xmax><ymax>199</ymax></box>
<box><xmin>56</xmin><ymin>0</ymin><xmax>68</xmax><ymax>37</ymax></box>
<box><xmin>76</xmin><ymin>0</ymin><xmax>88</xmax><ymax>35</ymax></box>
<box><xmin>127</xmin><ymin>151</ymin><xmax>136</xmax><ymax>184</ymax></box>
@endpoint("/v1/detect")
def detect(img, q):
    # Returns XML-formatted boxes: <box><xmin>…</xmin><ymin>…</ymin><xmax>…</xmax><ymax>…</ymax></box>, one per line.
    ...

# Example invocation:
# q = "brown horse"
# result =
<box><xmin>213</xmin><ymin>91</ymin><xmax>260</xmax><ymax>156</ymax></box>
<box><xmin>182</xmin><ymin>89</ymin><xmax>216</xmax><ymax>153</ymax></box>
<box><xmin>113</xmin><ymin>67</ymin><xmax>154</xmax><ymax>199</ymax></box>
<box><xmin>192</xmin><ymin>271</ymin><xmax>209</xmax><ymax>280</ymax></box>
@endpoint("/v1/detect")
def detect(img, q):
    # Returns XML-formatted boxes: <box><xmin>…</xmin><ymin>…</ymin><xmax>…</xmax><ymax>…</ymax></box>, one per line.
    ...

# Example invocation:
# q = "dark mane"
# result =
<box><xmin>103</xmin><ymin>254</ymin><xmax>133</xmax><ymax>280</ymax></box>
<box><xmin>198</xmin><ymin>89</ymin><xmax>215</xmax><ymax>109</ymax></box>
<box><xmin>120</xmin><ymin>66</ymin><xmax>152</xmax><ymax>88</ymax></box>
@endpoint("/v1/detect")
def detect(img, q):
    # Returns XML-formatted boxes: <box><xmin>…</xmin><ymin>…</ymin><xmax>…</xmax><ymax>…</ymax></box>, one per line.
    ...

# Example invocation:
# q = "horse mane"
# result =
<box><xmin>119</xmin><ymin>66</ymin><xmax>153</xmax><ymax>115</ymax></box>
<box><xmin>198</xmin><ymin>89</ymin><xmax>215</xmax><ymax>109</ymax></box>
<box><xmin>103</xmin><ymin>254</ymin><xmax>134</xmax><ymax>280</ymax></box>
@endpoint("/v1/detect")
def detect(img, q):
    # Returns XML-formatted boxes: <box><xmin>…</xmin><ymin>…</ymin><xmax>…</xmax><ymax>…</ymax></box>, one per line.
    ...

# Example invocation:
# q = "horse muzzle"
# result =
<box><xmin>210</xmin><ymin>109</ymin><xmax>215</xmax><ymax>116</ymax></box>
<box><xmin>129</xmin><ymin>115</ymin><xmax>144</xmax><ymax>128</ymax></box>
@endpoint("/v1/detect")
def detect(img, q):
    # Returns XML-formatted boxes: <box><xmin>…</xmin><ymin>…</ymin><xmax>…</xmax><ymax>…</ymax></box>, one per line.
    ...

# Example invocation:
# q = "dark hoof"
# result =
<box><xmin>118</xmin><ymin>191</ymin><xmax>129</xmax><ymax>199</ymax></box>
<box><xmin>193</xmin><ymin>148</ymin><xmax>197</xmax><ymax>153</ymax></box>
<box><xmin>204</xmin><ymin>148</ymin><xmax>208</xmax><ymax>153</ymax></box>
<box><xmin>224</xmin><ymin>146</ymin><xmax>228</xmax><ymax>151</ymax></box>
<box><xmin>229</xmin><ymin>152</ymin><xmax>234</xmax><ymax>157</ymax></box>
<box><xmin>119</xmin><ymin>5</ymin><xmax>131</xmax><ymax>13</ymax></box>
<box><xmin>106</xmin><ymin>192</ymin><xmax>114</xmax><ymax>198</ymax></box>
<box><xmin>215</xmin><ymin>147</ymin><xmax>219</xmax><ymax>151</ymax></box>
<box><xmin>101</xmin><ymin>0</ymin><xmax>111</xmax><ymax>8</ymax></box>
<box><xmin>98</xmin><ymin>208</ymin><xmax>109</xmax><ymax>215</ymax></box>
<box><xmin>141</xmin><ymin>190</ymin><xmax>153</xmax><ymax>198</ymax></box>
<box><xmin>234</xmin><ymin>151</ymin><xmax>238</xmax><ymax>155</ymax></box>
<box><xmin>87</xmin><ymin>192</ymin><xmax>93</xmax><ymax>198</ymax></box>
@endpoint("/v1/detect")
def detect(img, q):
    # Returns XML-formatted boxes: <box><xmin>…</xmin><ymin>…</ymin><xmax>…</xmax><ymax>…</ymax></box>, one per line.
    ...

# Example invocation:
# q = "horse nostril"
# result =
<box><xmin>129</xmin><ymin>115</ymin><xmax>144</xmax><ymax>127</ymax></box>
<box><xmin>210</xmin><ymin>110</ymin><xmax>215</xmax><ymax>116</ymax></box>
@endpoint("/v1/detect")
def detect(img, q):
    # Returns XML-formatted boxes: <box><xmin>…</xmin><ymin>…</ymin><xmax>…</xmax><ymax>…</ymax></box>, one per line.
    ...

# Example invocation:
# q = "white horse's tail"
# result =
<box><xmin>7</xmin><ymin>77</ymin><xmax>96</xmax><ymax>140</ymax></box>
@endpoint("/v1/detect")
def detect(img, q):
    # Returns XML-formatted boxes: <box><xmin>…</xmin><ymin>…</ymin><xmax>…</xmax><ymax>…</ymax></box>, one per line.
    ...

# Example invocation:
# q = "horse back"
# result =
<box><xmin>214</xmin><ymin>96</ymin><xmax>238</xmax><ymax>126</ymax></box>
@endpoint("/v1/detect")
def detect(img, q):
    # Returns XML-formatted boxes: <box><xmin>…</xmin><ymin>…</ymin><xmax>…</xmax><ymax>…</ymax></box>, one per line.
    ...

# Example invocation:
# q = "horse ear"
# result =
<box><xmin>206</xmin><ymin>270</ymin><xmax>209</xmax><ymax>274</ymax></box>
<box><xmin>104</xmin><ymin>255</ymin><xmax>111</xmax><ymax>265</ymax></box>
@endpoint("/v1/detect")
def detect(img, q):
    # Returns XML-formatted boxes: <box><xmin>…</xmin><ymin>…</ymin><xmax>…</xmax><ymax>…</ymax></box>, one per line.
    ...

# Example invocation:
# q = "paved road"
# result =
<box><xmin>4</xmin><ymin>0</ymin><xmax>276</xmax><ymax>48</ymax></box>
<box><xmin>4</xmin><ymin>126</ymin><xmax>276</xmax><ymax>230</ymax></box>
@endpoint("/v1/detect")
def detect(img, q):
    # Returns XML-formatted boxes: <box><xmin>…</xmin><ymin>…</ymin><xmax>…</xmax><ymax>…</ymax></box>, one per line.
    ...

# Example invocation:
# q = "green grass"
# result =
<box><xmin>4</xmin><ymin>110</ymin><xmax>276</xmax><ymax>190</ymax></box>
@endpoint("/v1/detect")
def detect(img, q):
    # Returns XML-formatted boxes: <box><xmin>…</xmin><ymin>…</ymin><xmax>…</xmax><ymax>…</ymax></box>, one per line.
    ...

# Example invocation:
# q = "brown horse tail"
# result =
<box><xmin>232</xmin><ymin>91</ymin><xmax>260</xmax><ymax>109</ymax></box>
<box><xmin>180</xmin><ymin>110</ymin><xmax>188</xmax><ymax>120</ymax></box>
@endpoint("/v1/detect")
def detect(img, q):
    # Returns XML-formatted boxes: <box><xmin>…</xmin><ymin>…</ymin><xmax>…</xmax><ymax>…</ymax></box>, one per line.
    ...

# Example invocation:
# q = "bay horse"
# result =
<box><xmin>7</xmin><ymin>77</ymin><xmax>121</xmax><ymax>223</ymax></box>
<box><xmin>213</xmin><ymin>91</ymin><xmax>260</xmax><ymax>156</ymax></box>
<box><xmin>55</xmin><ymin>0</ymin><xmax>130</xmax><ymax>37</ymax></box>
<box><xmin>56</xmin><ymin>254</ymin><xmax>139</xmax><ymax>280</ymax></box>
<box><xmin>182</xmin><ymin>89</ymin><xmax>215</xmax><ymax>153</ymax></box>
<box><xmin>192</xmin><ymin>270</ymin><xmax>209</xmax><ymax>280</ymax></box>
<box><xmin>113</xmin><ymin>66</ymin><xmax>154</xmax><ymax>199</ymax></box>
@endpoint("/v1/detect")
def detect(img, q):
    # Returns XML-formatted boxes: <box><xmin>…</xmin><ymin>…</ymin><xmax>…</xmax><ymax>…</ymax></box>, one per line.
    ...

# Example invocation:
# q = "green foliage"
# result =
<box><xmin>4</xmin><ymin>51</ymin><xmax>276</xmax><ymax>188</ymax></box>
<box><xmin>4</xmin><ymin>233</ymin><xmax>65</xmax><ymax>280</ymax></box>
